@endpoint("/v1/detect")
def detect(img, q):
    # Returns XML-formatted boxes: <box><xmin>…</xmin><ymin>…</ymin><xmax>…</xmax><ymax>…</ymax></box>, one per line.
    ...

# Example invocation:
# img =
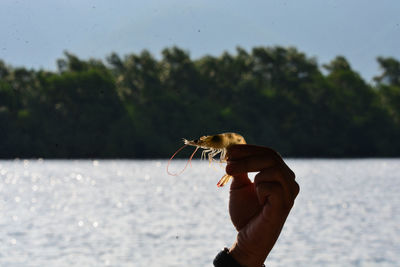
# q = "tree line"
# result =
<box><xmin>1</xmin><ymin>46</ymin><xmax>399</xmax><ymax>158</ymax></box>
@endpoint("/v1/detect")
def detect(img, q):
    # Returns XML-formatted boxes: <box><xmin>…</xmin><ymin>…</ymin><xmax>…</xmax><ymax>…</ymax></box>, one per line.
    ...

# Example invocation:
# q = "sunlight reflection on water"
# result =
<box><xmin>0</xmin><ymin>159</ymin><xmax>399</xmax><ymax>266</ymax></box>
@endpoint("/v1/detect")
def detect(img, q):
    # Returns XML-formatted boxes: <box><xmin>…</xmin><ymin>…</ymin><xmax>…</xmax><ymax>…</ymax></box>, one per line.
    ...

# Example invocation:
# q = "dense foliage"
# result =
<box><xmin>1</xmin><ymin>47</ymin><xmax>399</xmax><ymax>158</ymax></box>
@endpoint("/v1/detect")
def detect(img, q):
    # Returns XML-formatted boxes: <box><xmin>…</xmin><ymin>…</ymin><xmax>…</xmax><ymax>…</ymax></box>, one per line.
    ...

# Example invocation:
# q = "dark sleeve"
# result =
<box><xmin>213</xmin><ymin>248</ymin><xmax>244</xmax><ymax>267</ymax></box>
<box><xmin>213</xmin><ymin>248</ymin><xmax>266</xmax><ymax>267</ymax></box>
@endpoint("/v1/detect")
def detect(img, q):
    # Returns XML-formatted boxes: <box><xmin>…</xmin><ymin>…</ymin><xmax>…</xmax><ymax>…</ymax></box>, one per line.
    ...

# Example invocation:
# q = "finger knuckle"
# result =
<box><xmin>293</xmin><ymin>181</ymin><xmax>300</xmax><ymax>196</ymax></box>
<box><xmin>288</xmin><ymin>169</ymin><xmax>296</xmax><ymax>179</ymax></box>
<box><xmin>254</xmin><ymin>167</ymin><xmax>279</xmax><ymax>184</ymax></box>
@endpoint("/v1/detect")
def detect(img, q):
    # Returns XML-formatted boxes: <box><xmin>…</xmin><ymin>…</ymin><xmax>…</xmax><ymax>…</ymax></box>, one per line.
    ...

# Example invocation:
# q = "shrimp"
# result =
<box><xmin>167</xmin><ymin>132</ymin><xmax>246</xmax><ymax>187</ymax></box>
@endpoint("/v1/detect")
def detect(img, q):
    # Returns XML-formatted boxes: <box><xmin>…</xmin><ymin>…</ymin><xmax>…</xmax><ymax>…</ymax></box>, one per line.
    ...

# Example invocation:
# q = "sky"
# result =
<box><xmin>0</xmin><ymin>0</ymin><xmax>399</xmax><ymax>82</ymax></box>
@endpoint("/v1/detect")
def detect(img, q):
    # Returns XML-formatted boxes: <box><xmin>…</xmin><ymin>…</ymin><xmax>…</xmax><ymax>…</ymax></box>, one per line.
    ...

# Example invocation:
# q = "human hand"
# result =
<box><xmin>226</xmin><ymin>145</ymin><xmax>299</xmax><ymax>267</ymax></box>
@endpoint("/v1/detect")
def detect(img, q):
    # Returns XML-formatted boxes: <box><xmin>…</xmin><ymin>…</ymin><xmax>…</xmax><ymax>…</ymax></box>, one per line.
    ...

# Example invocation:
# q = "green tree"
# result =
<box><xmin>0</xmin><ymin>47</ymin><xmax>399</xmax><ymax>158</ymax></box>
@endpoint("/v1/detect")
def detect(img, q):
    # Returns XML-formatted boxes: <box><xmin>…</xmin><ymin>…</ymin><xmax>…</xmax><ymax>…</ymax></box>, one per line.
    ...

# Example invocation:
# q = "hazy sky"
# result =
<box><xmin>1</xmin><ymin>0</ymin><xmax>399</xmax><ymax>81</ymax></box>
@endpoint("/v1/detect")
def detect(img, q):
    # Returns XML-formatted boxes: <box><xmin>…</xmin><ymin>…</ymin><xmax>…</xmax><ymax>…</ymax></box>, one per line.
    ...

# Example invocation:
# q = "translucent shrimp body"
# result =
<box><xmin>183</xmin><ymin>132</ymin><xmax>246</xmax><ymax>187</ymax></box>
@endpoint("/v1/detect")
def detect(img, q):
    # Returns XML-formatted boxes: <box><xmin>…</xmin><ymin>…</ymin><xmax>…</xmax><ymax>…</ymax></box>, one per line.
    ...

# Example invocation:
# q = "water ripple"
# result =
<box><xmin>0</xmin><ymin>159</ymin><xmax>398</xmax><ymax>266</ymax></box>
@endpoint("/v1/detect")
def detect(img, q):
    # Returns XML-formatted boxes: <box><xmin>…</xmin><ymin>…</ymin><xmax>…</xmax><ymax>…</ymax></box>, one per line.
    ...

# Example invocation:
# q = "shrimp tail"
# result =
<box><xmin>216</xmin><ymin>174</ymin><xmax>232</xmax><ymax>187</ymax></box>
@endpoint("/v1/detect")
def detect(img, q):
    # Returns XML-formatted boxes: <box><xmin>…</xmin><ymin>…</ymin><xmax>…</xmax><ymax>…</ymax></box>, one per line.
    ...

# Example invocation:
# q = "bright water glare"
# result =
<box><xmin>0</xmin><ymin>159</ymin><xmax>399</xmax><ymax>266</ymax></box>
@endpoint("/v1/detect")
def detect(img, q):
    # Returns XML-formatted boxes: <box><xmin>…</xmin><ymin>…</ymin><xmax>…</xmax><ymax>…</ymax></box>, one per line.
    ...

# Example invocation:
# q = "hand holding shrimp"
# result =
<box><xmin>168</xmin><ymin>137</ymin><xmax>300</xmax><ymax>265</ymax></box>
<box><xmin>167</xmin><ymin>132</ymin><xmax>246</xmax><ymax>187</ymax></box>
<box><xmin>226</xmin><ymin>144</ymin><xmax>299</xmax><ymax>266</ymax></box>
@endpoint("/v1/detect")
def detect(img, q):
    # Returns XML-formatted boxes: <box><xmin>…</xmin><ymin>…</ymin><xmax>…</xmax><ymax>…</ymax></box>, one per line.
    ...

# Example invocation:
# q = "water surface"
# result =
<box><xmin>0</xmin><ymin>159</ymin><xmax>399</xmax><ymax>266</ymax></box>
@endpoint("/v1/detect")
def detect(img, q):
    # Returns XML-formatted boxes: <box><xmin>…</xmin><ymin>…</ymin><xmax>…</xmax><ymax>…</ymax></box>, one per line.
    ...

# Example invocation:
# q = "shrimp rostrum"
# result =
<box><xmin>167</xmin><ymin>132</ymin><xmax>246</xmax><ymax>187</ymax></box>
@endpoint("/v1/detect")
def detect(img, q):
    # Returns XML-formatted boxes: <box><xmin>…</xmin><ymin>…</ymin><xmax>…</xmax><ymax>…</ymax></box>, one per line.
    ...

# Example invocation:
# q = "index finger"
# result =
<box><xmin>226</xmin><ymin>154</ymin><xmax>278</xmax><ymax>175</ymax></box>
<box><xmin>227</xmin><ymin>144</ymin><xmax>284</xmax><ymax>163</ymax></box>
<box><xmin>226</xmin><ymin>145</ymin><xmax>295</xmax><ymax>179</ymax></box>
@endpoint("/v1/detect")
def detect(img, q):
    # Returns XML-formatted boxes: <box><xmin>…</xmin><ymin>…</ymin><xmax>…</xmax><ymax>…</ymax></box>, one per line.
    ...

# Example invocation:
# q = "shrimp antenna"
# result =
<box><xmin>167</xmin><ymin>144</ymin><xmax>199</xmax><ymax>176</ymax></box>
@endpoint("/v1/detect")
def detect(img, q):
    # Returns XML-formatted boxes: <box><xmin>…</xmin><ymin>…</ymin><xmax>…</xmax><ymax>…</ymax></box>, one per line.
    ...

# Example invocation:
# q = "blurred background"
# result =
<box><xmin>0</xmin><ymin>1</ymin><xmax>399</xmax><ymax>266</ymax></box>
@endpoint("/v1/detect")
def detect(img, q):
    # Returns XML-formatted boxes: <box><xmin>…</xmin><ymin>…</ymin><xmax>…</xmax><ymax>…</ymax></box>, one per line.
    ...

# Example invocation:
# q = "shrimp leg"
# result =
<box><xmin>170</xmin><ymin>132</ymin><xmax>246</xmax><ymax>187</ymax></box>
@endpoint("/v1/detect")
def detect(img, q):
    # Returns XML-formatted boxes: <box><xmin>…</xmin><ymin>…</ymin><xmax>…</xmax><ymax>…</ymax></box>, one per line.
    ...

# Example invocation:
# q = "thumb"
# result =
<box><xmin>226</xmin><ymin>161</ymin><xmax>252</xmax><ymax>190</ymax></box>
<box><xmin>230</xmin><ymin>173</ymin><xmax>252</xmax><ymax>190</ymax></box>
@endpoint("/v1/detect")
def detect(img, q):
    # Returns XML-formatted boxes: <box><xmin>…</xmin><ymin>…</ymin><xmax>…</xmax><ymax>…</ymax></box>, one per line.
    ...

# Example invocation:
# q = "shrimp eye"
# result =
<box><xmin>193</xmin><ymin>139</ymin><xmax>199</xmax><ymax>144</ymax></box>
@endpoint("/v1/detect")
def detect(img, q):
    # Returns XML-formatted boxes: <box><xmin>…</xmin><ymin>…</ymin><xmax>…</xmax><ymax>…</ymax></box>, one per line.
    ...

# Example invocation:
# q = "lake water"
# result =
<box><xmin>0</xmin><ymin>159</ymin><xmax>399</xmax><ymax>266</ymax></box>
